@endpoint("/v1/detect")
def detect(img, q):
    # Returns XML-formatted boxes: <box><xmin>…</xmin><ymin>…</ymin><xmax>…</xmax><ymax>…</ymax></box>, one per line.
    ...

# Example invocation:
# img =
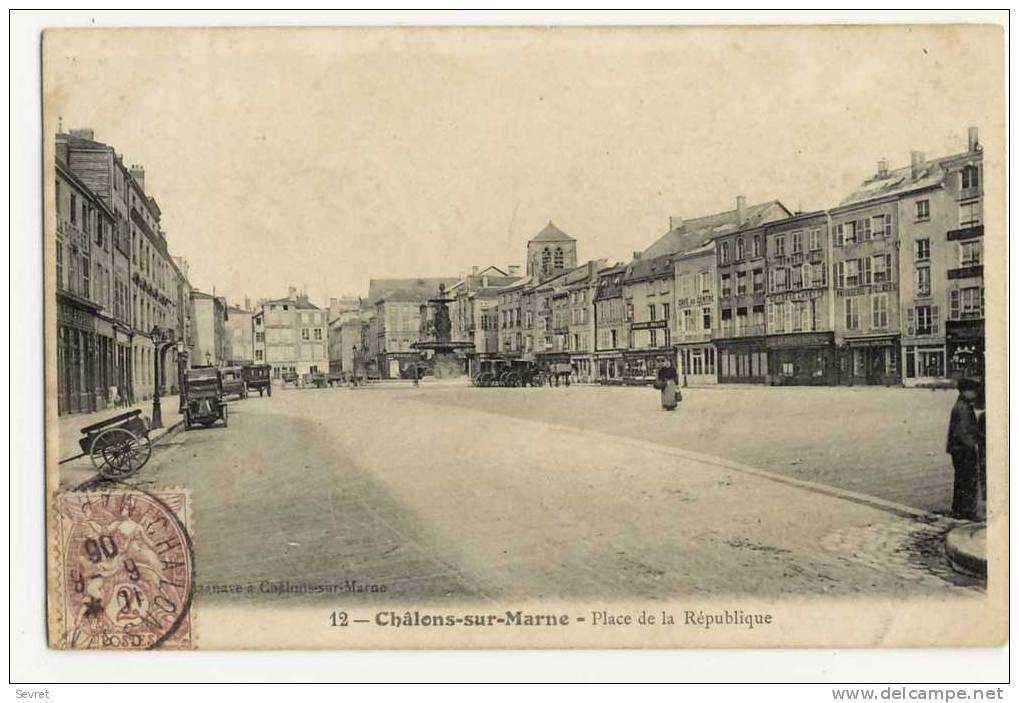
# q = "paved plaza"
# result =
<box><xmin>59</xmin><ymin>383</ymin><xmax>981</xmax><ymax>603</ymax></box>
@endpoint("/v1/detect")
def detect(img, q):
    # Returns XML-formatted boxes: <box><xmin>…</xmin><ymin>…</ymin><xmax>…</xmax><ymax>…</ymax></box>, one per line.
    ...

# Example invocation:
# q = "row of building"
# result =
<box><xmin>322</xmin><ymin>126</ymin><xmax>985</xmax><ymax>387</ymax></box>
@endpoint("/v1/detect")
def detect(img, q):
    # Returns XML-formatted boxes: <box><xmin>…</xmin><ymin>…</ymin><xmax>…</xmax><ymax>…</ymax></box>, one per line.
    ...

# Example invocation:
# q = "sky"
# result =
<box><xmin>44</xmin><ymin>25</ymin><xmax>1002</xmax><ymax>308</ymax></box>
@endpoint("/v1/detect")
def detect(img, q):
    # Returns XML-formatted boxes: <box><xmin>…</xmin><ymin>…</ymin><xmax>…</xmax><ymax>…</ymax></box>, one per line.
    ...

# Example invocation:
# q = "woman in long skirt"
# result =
<box><xmin>656</xmin><ymin>364</ymin><xmax>680</xmax><ymax>411</ymax></box>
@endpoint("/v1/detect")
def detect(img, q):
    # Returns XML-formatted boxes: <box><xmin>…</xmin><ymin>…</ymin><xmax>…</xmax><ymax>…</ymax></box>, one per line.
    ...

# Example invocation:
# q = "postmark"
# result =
<box><xmin>55</xmin><ymin>487</ymin><xmax>194</xmax><ymax>649</ymax></box>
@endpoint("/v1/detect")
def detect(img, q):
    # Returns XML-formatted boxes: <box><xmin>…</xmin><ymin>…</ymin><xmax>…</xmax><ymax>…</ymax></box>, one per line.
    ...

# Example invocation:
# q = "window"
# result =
<box><xmin>255</xmin><ymin>349</ymin><xmax>263</xmax><ymax>361</ymax></box>
<box><xmin>721</xmin><ymin>274</ymin><xmax>732</xmax><ymax>297</ymax></box>
<box><xmin>860</xmin><ymin>257</ymin><xmax>872</xmax><ymax>285</ymax></box>
<box><xmin>752</xmin><ymin>235</ymin><xmax>762</xmax><ymax>258</ymax></box>
<box><xmin>961</xmin><ymin>165</ymin><xmax>979</xmax><ymax>189</ymax></box>
<box><xmin>648</xmin><ymin>304</ymin><xmax>656</xmax><ymax>321</ymax></box>
<box><xmin>301</xmin><ymin>328</ymin><xmax>310</xmax><ymax>340</ymax></box>
<box><xmin>810</xmin><ymin>263</ymin><xmax>826</xmax><ymax>287</ymax></box>
<box><xmin>844</xmin><ymin>259</ymin><xmax>860</xmax><ymax>287</ymax></box>
<box><xmin>873</xmin><ymin>214</ymin><xmax>892</xmax><ymax>238</ymax></box>
<box><xmin>844</xmin><ymin>298</ymin><xmax>859</xmax><ymax>330</ymax></box>
<box><xmin>769</xmin><ymin>302</ymin><xmax>784</xmax><ymax>333</ymax></box>
<box><xmin>959</xmin><ymin>201</ymin><xmax>981</xmax><ymax>227</ymax></box>
<box><xmin>915</xmin><ymin>266</ymin><xmax>931</xmax><ymax>297</ymax></box>
<box><xmin>960</xmin><ymin>241</ymin><xmax>982</xmax><ymax>266</ymax></box>
<box><xmin>808</xmin><ymin>228</ymin><xmax>821</xmax><ymax>251</ymax></box>
<box><xmin>752</xmin><ymin>268</ymin><xmax>764</xmax><ymax>293</ymax></box>
<box><xmin>702</xmin><ymin>307</ymin><xmax>712</xmax><ymax>331</ymax></box>
<box><xmin>682</xmin><ymin>309</ymin><xmax>692</xmax><ymax>333</ymax></box>
<box><xmin>720</xmin><ymin>241</ymin><xmax>730</xmax><ymax>263</ymax></box>
<box><xmin>735</xmin><ymin>237</ymin><xmax>745</xmax><ymax>260</ymax></box>
<box><xmin>699</xmin><ymin>271</ymin><xmax>711</xmax><ymax>294</ymax></box>
<box><xmin>790</xmin><ymin>265</ymin><xmax>803</xmax><ymax>289</ymax></box>
<box><xmin>914</xmin><ymin>238</ymin><xmax>931</xmax><ymax>261</ymax></box>
<box><xmin>625</xmin><ymin>303</ymin><xmax>633</xmax><ymax>321</ymax></box>
<box><xmin>553</xmin><ymin>247</ymin><xmax>564</xmax><ymax>269</ymax></box>
<box><xmin>70</xmin><ymin>194</ymin><xmax>77</xmax><ymax>225</ymax></box>
<box><xmin>951</xmin><ymin>287</ymin><xmax>983</xmax><ymax>320</ymax></box>
<box><xmin>81</xmin><ymin>253</ymin><xmax>90</xmax><ymax>297</ymax></box>
<box><xmin>314</xmin><ymin>328</ymin><xmax>322</xmax><ymax>341</ymax></box>
<box><xmin>858</xmin><ymin>218</ymin><xmax>872</xmax><ymax>241</ymax></box>
<box><xmin>791</xmin><ymin>231</ymin><xmax>802</xmax><ymax>254</ymax></box>
<box><xmin>872</xmin><ymin>294</ymin><xmax>889</xmax><ymax>328</ymax></box>
<box><xmin>649</xmin><ymin>330</ymin><xmax>658</xmax><ymax>347</ymax></box>
<box><xmin>255</xmin><ymin>332</ymin><xmax>265</xmax><ymax>342</ymax></box>
<box><xmin>771</xmin><ymin>267</ymin><xmax>788</xmax><ymax>292</ymax></box>
<box><xmin>915</xmin><ymin>199</ymin><xmax>930</xmax><ymax>221</ymax></box>
<box><xmin>775</xmin><ymin>235</ymin><xmax>786</xmax><ymax>256</ymax></box>
<box><xmin>736</xmin><ymin>271</ymin><xmax>747</xmax><ymax>295</ymax></box>
<box><xmin>662</xmin><ymin>303</ymin><xmax>670</xmax><ymax>321</ymax></box>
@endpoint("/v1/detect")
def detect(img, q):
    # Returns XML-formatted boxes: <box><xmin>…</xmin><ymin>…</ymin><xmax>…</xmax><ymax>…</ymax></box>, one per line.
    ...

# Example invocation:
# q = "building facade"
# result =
<box><xmin>763</xmin><ymin>212</ymin><xmax>836</xmax><ymax>385</ymax></box>
<box><xmin>622</xmin><ymin>254</ymin><xmax>675</xmax><ymax>382</ymax></box>
<box><xmin>191</xmin><ymin>291</ymin><xmax>228</xmax><ymax>367</ymax></box>
<box><xmin>225</xmin><ymin>305</ymin><xmax>255</xmax><ymax>364</ymax></box>
<box><xmin>593</xmin><ymin>264</ymin><xmax>628</xmax><ymax>382</ymax></box>
<box><xmin>672</xmin><ymin>243</ymin><xmax>718</xmax><ymax>384</ymax></box>
<box><xmin>259</xmin><ymin>289</ymin><xmax>328</xmax><ymax>378</ymax></box>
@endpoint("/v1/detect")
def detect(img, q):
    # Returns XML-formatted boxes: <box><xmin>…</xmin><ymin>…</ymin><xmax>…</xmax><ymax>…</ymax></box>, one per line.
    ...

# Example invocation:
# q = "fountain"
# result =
<box><xmin>411</xmin><ymin>283</ymin><xmax>475</xmax><ymax>378</ymax></box>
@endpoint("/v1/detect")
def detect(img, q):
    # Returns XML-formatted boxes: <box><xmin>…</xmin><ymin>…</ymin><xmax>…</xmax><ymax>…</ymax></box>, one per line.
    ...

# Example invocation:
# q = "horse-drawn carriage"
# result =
<box><xmin>472</xmin><ymin>359</ymin><xmax>548</xmax><ymax>387</ymax></box>
<box><xmin>242</xmin><ymin>363</ymin><xmax>272</xmax><ymax>397</ymax></box>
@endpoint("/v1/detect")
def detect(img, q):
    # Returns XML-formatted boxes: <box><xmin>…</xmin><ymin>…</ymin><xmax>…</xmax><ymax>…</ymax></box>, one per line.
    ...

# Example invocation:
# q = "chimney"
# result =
<box><xmin>910</xmin><ymin>151</ymin><xmax>926</xmax><ymax>180</ymax></box>
<box><xmin>244</xmin><ymin>296</ymin><xmax>251</xmax><ymax>311</ymax></box>
<box><xmin>69</xmin><ymin>128</ymin><xmax>94</xmax><ymax>140</ymax></box>
<box><xmin>968</xmin><ymin>126</ymin><xmax>980</xmax><ymax>152</ymax></box>
<box><xmin>288</xmin><ymin>286</ymin><xmax>297</xmax><ymax>300</ymax></box>
<box><xmin>129</xmin><ymin>164</ymin><xmax>145</xmax><ymax>191</ymax></box>
<box><xmin>736</xmin><ymin>195</ymin><xmax>747</xmax><ymax>225</ymax></box>
<box><xmin>877</xmin><ymin>158</ymin><xmax>889</xmax><ymax>178</ymax></box>
<box><xmin>669</xmin><ymin>216</ymin><xmax>684</xmax><ymax>231</ymax></box>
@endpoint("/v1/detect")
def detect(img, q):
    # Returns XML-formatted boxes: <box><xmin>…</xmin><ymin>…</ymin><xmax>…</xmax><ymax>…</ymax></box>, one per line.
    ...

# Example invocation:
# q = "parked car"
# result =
<box><xmin>182</xmin><ymin>367</ymin><xmax>228</xmax><ymax>430</ymax></box>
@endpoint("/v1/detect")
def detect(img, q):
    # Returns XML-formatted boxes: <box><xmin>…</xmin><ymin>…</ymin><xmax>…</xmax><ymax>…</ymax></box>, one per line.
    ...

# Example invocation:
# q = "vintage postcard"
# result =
<box><xmin>42</xmin><ymin>24</ymin><xmax>1007</xmax><ymax>649</ymax></box>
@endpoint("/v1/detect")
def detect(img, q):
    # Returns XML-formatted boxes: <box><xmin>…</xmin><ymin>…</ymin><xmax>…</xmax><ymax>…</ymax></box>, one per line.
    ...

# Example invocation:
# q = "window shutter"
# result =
<box><xmin>932</xmin><ymin>304</ymin><xmax>940</xmax><ymax>334</ymax></box>
<box><xmin>906</xmin><ymin>307</ymin><xmax>916</xmax><ymax>336</ymax></box>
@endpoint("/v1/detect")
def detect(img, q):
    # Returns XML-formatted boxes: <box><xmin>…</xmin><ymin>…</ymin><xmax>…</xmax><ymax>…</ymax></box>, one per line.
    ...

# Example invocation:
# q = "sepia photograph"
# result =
<box><xmin>34</xmin><ymin>19</ymin><xmax>1006</xmax><ymax>657</ymax></box>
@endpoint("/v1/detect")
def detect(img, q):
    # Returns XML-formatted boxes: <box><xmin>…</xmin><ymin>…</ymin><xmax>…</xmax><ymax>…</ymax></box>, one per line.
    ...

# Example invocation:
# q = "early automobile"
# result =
<box><xmin>242</xmin><ymin>363</ymin><xmax>273</xmax><ymax>397</ymax></box>
<box><xmin>220</xmin><ymin>365</ymin><xmax>248</xmax><ymax>399</ymax></box>
<box><xmin>281</xmin><ymin>370</ymin><xmax>300</xmax><ymax>388</ymax></box>
<box><xmin>182</xmin><ymin>366</ymin><xmax>228</xmax><ymax>430</ymax></box>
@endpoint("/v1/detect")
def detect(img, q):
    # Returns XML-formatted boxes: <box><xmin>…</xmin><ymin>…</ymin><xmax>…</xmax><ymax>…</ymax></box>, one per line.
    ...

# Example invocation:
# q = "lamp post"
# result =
<box><xmin>176</xmin><ymin>340</ymin><xmax>187</xmax><ymax>414</ymax></box>
<box><xmin>151</xmin><ymin>329</ymin><xmax>164</xmax><ymax>430</ymax></box>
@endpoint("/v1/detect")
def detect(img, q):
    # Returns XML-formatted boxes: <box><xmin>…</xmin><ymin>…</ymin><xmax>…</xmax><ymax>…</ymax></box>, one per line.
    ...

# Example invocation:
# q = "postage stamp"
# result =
<box><xmin>53</xmin><ymin>487</ymin><xmax>194</xmax><ymax>649</ymax></box>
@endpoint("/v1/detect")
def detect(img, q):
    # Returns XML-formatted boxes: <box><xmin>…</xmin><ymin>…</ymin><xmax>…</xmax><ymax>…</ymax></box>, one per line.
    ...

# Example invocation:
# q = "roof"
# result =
<box><xmin>367</xmin><ymin>277</ymin><xmax>458</xmax><ymax>303</ymax></box>
<box><xmin>264</xmin><ymin>296</ymin><xmax>321</xmax><ymax>310</ymax></box>
<box><xmin>226</xmin><ymin>306</ymin><xmax>253</xmax><ymax>315</ymax></box>
<box><xmin>673</xmin><ymin>241</ymin><xmax>715</xmax><ymax>261</ymax></box>
<box><xmin>377</xmin><ymin>290</ymin><xmax>430</xmax><ymax>304</ymax></box>
<box><xmin>642</xmin><ymin>200</ymin><xmax>790</xmax><ymax>259</ymax></box>
<box><xmin>623</xmin><ymin>253</ymin><xmax>674</xmax><ymax>283</ymax></box>
<box><xmin>529</xmin><ymin>221</ymin><xmax>575</xmax><ymax>243</ymax></box>
<box><xmin>838</xmin><ymin>163</ymin><xmax>946</xmax><ymax>207</ymax></box>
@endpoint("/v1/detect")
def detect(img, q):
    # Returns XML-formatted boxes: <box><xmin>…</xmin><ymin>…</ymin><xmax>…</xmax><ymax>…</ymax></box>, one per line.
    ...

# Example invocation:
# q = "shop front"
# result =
<box><xmin>676</xmin><ymin>343</ymin><xmax>717</xmax><ymax>385</ymax></box>
<box><xmin>765</xmin><ymin>332</ymin><xmax>836</xmax><ymax>386</ymax></box>
<box><xmin>715</xmin><ymin>337</ymin><xmax>767</xmax><ymax>384</ymax></box>
<box><xmin>839</xmin><ymin>334</ymin><xmax>901</xmax><ymax>386</ymax></box>
<box><xmin>622</xmin><ymin>348</ymin><xmax>676</xmax><ymax>385</ymax></box>
<box><xmin>594</xmin><ymin>351</ymin><xmax>624</xmax><ymax>383</ymax></box>
<box><xmin>946</xmin><ymin>319</ymin><xmax>984</xmax><ymax>381</ymax></box>
<box><xmin>57</xmin><ymin>291</ymin><xmax>101</xmax><ymax>415</ymax></box>
<box><xmin>570</xmin><ymin>354</ymin><xmax>594</xmax><ymax>383</ymax></box>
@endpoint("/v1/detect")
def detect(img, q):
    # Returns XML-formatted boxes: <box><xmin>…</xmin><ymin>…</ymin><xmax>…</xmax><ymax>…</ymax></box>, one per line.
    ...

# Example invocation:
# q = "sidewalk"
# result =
<box><xmin>57</xmin><ymin>394</ymin><xmax>181</xmax><ymax>462</ymax></box>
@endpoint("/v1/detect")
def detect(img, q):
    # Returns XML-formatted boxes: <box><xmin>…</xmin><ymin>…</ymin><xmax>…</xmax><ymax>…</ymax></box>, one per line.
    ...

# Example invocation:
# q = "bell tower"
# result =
<box><xmin>526</xmin><ymin>221</ymin><xmax>577</xmax><ymax>281</ymax></box>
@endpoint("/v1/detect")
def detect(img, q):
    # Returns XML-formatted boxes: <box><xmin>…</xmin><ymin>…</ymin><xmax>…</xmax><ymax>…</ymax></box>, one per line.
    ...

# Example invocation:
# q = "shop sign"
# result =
<box><xmin>844</xmin><ymin>335</ymin><xmax>897</xmax><ymax>348</ymax></box>
<box><xmin>58</xmin><ymin>301</ymin><xmax>96</xmax><ymax>332</ymax></box>
<box><xmin>769</xmin><ymin>288</ymin><xmax>823</xmax><ymax>303</ymax></box>
<box><xmin>766</xmin><ymin>332</ymin><xmax>833</xmax><ymax>349</ymax></box>
<box><xmin>630</xmin><ymin>320</ymin><xmax>667</xmax><ymax>331</ymax></box>
<box><xmin>837</xmin><ymin>281</ymin><xmax>897</xmax><ymax>298</ymax></box>
<box><xmin>676</xmin><ymin>294</ymin><xmax>714</xmax><ymax>306</ymax></box>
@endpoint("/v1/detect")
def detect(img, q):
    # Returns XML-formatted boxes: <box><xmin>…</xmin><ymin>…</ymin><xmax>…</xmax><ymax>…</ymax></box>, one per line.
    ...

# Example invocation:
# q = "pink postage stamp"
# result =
<box><xmin>54</xmin><ymin>488</ymin><xmax>194</xmax><ymax>649</ymax></box>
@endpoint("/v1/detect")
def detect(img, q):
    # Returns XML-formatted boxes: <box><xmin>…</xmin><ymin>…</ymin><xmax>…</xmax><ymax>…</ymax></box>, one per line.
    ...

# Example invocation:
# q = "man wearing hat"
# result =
<box><xmin>946</xmin><ymin>378</ymin><xmax>983</xmax><ymax>520</ymax></box>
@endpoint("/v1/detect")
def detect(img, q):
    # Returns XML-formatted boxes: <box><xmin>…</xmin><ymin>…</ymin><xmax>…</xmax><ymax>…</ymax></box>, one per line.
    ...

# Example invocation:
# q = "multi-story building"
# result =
<box><xmin>564</xmin><ymin>260</ymin><xmax>606</xmax><ymax>382</ymax></box>
<box><xmin>375</xmin><ymin>291</ymin><xmax>426</xmax><ymax>379</ymax></box>
<box><xmin>672</xmin><ymin>243</ymin><xmax>718</xmax><ymax>384</ymax></box>
<box><xmin>763</xmin><ymin>212</ymin><xmax>835</xmax><ymax>385</ymax></box>
<box><xmin>224</xmin><ymin>304</ymin><xmax>255</xmax><ymax>364</ymax></box>
<box><xmin>712</xmin><ymin>197</ymin><xmax>793</xmax><ymax>383</ymax></box>
<box><xmin>190</xmin><ymin>291</ymin><xmax>228</xmax><ymax>367</ymax></box>
<box><xmin>55</xmin><ymin>155</ymin><xmax>118</xmax><ymax>414</ymax></box>
<box><xmin>593</xmin><ymin>263</ymin><xmax>628</xmax><ymax>381</ymax></box>
<box><xmin>896</xmin><ymin>128</ymin><xmax>985</xmax><ymax>385</ymax></box>
<box><xmin>497</xmin><ymin>278</ymin><xmax>528</xmax><ymax>357</ymax></box>
<box><xmin>449</xmin><ymin>266</ymin><xmax>521</xmax><ymax>375</ymax></box>
<box><xmin>832</xmin><ymin>175</ymin><xmax>906</xmax><ymax>386</ymax></box>
<box><xmin>57</xmin><ymin>128</ymin><xmax>192</xmax><ymax>408</ymax></box>
<box><xmin>258</xmin><ymin>289</ymin><xmax>328</xmax><ymax>379</ymax></box>
<box><xmin>622</xmin><ymin>253</ymin><xmax>675</xmax><ymax>382</ymax></box>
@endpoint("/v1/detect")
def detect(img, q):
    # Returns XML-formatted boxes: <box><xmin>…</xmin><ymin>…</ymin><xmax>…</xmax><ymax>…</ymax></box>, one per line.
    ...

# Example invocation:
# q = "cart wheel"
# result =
<box><xmin>222</xmin><ymin>404</ymin><xmax>229</xmax><ymax>428</ymax></box>
<box><xmin>91</xmin><ymin>427</ymin><xmax>151</xmax><ymax>480</ymax></box>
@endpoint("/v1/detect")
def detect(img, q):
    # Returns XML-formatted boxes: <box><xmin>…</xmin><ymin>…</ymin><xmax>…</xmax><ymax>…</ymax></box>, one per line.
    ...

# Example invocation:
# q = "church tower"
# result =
<box><xmin>526</xmin><ymin>221</ymin><xmax>577</xmax><ymax>281</ymax></box>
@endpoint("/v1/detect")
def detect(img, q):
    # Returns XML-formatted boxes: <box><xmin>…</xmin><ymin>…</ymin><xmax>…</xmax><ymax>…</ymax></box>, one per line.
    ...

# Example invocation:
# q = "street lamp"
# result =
<box><xmin>176</xmin><ymin>340</ymin><xmax>187</xmax><ymax>414</ymax></box>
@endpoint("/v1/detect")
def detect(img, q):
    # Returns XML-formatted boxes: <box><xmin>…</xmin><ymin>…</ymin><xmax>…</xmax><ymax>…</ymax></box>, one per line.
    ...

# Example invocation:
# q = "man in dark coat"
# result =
<box><xmin>946</xmin><ymin>378</ymin><xmax>983</xmax><ymax>520</ymax></box>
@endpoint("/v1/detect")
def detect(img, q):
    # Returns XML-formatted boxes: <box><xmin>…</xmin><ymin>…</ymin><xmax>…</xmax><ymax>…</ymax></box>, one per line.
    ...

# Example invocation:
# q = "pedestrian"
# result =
<box><xmin>946</xmin><ymin>377</ymin><xmax>983</xmax><ymax>520</ymax></box>
<box><xmin>655</xmin><ymin>364</ymin><xmax>681</xmax><ymax>412</ymax></box>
